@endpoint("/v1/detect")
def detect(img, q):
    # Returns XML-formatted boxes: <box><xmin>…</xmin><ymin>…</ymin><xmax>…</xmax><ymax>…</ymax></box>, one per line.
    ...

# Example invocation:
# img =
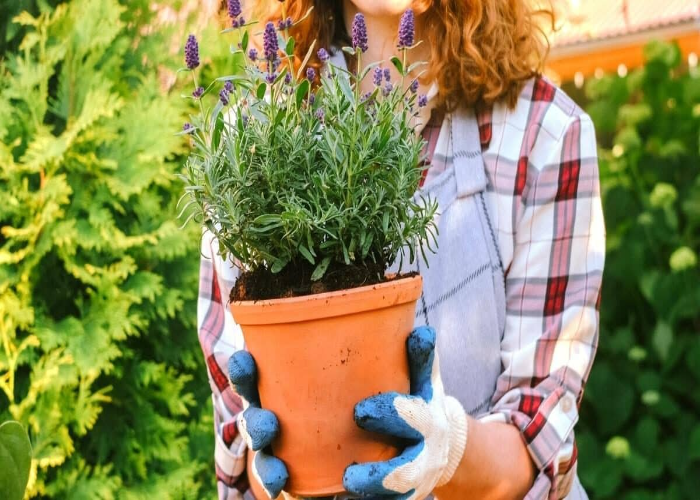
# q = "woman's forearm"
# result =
<box><xmin>434</xmin><ymin>417</ymin><xmax>535</xmax><ymax>500</ymax></box>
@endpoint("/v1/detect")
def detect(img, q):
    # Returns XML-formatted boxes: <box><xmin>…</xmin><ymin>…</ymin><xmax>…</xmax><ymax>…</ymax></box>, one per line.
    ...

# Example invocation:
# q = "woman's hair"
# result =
<box><xmin>256</xmin><ymin>0</ymin><xmax>554</xmax><ymax>110</ymax></box>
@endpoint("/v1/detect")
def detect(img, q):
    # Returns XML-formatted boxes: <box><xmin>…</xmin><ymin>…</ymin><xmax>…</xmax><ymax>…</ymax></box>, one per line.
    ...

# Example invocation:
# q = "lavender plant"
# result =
<box><xmin>179</xmin><ymin>3</ymin><xmax>437</xmax><ymax>286</ymax></box>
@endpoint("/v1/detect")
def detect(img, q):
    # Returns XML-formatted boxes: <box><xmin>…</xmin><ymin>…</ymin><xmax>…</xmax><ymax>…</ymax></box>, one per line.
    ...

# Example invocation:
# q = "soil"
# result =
<box><xmin>231</xmin><ymin>260</ymin><xmax>416</xmax><ymax>301</ymax></box>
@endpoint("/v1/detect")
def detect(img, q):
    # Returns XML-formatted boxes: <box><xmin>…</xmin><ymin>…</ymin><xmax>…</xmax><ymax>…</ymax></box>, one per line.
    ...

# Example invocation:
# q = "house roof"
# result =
<box><xmin>550</xmin><ymin>0</ymin><xmax>700</xmax><ymax>49</ymax></box>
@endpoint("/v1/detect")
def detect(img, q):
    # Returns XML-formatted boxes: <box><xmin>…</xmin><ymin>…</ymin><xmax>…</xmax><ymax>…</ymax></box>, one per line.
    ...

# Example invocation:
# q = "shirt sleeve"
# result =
<box><xmin>478</xmin><ymin>112</ymin><xmax>605</xmax><ymax>499</ymax></box>
<box><xmin>197</xmin><ymin>230</ymin><xmax>250</xmax><ymax>499</ymax></box>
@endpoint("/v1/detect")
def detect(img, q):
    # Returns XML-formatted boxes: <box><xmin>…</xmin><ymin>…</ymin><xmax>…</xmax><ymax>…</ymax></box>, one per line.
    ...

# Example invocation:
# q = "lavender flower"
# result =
<box><xmin>241</xmin><ymin>115</ymin><xmax>249</xmax><ymax>127</ymax></box>
<box><xmin>361</xmin><ymin>91</ymin><xmax>374</xmax><ymax>104</ymax></box>
<box><xmin>409</xmin><ymin>79</ymin><xmax>419</xmax><ymax>94</ymax></box>
<box><xmin>277</xmin><ymin>17</ymin><xmax>292</xmax><ymax>30</ymax></box>
<box><xmin>248</xmin><ymin>48</ymin><xmax>258</xmax><ymax>61</ymax></box>
<box><xmin>383</xmin><ymin>68</ymin><xmax>391</xmax><ymax>82</ymax></box>
<box><xmin>263</xmin><ymin>22</ymin><xmax>279</xmax><ymax>61</ymax></box>
<box><xmin>383</xmin><ymin>82</ymin><xmax>393</xmax><ymax>97</ymax></box>
<box><xmin>306</xmin><ymin>67</ymin><xmax>316</xmax><ymax>81</ymax></box>
<box><xmin>351</xmin><ymin>14</ymin><xmax>368</xmax><ymax>53</ymax></box>
<box><xmin>418</xmin><ymin>94</ymin><xmax>428</xmax><ymax>107</ymax></box>
<box><xmin>192</xmin><ymin>86</ymin><xmax>204</xmax><ymax>98</ymax></box>
<box><xmin>219</xmin><ymin>88</ymin><xmax>230</xmax><ymax>106</ymax></box>
<box><xmin>266</xmin><ymin>72</ymin><xmax>277</xmax><ymax>84</ymax></box>
<box><xmin>227</xmin><ymin>0</ymin><xmax>242</xmax><ymax>20</ymax></box>
<box><xmin>373</xmin><ymin>67</ymin><xmax>383</xmax><ymax>86</ymax></box>
<box><xmin>284</xmin><ymin>72</ymin><xmax>292</xmax><ymax>84</ymax></box>
<box><xmin>318</xmin><ymin>48</ymin><xmax>330</xmax><ymax>63</ymax></box>
<box><xmin>184</xmin><ymin>35</ymin><xmax>200</xmax><ymax>70</ymax></box>
<box><xmin>183</xmin><ymin>122</ymin><xmax>193</xmax><ymax>132</ymax></box>
<box><xmin>397</xmin><ymin>9</ymin><xmax>415</xmax><ymax>49</ymax></box>
<box><xmin>315</xmin><ymin>108</ymin><xmax>325</xmax><ymax>122</ymax></box>
<box><xmin>224</xmin><ymin>81</ymin><xmax>234</xmax><ymax>93</ymax></box>
<box><xmin>308</xmin><ymin>93</ymin><xmax>316</xmax><ymax>105</ymax></box>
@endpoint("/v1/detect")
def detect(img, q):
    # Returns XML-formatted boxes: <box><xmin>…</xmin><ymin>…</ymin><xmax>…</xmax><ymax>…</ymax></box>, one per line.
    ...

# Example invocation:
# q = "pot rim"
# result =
<box><xmin>230</xmin><ymin>274</ymin><xmax>422</xmax><ymax>326</ymax></box>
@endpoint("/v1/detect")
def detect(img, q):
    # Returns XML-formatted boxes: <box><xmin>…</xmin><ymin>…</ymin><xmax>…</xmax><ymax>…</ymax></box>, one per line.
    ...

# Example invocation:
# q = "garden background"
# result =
<box><xmin>1</xmin><ymin>0</ymin><xmax>699</xmax><ymax>498</ymax></box>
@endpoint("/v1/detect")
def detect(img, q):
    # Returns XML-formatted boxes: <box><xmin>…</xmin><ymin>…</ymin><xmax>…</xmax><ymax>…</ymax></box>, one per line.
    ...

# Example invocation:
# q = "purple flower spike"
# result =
<box><xmin>263</xmin><ymin>22</ymin><xmax>279</xmax><ymax>61</ymax></box>
<box><xmin>265</xmin><ymin>72</ymin><xmax>277</xmax><ymax>84</ymax></box>
<box><xmin>398</xmin><ymin>9</ymin><xmax>415</xmax><ymax>49</ymax></box>
<box><xmin>285</xmin><ymin>17</ymin><xmax>293</xmax><ymax>28</ymax></box>
<box><xmin>227</xmin><ymin>0</ymin><xmax>242</xmax><ymax>20</ymax></box>
<box><xmin>373</xmin><ymin>67</ymin><xmax>383</xmax><ymax>86</ymax></box>
<box><xmin>284</xmin><ymin>72</ymin><xmax>292</xmax><ymax>84</ymax></box>
<box><xmin>248</xmin><ymin>48</ymin><xmax>258</xmax><ymax>61</ymax></box>
<box><xmin>418</xmin><ymin>94</ymin><xmax>428</xmax><ymax>107</ymax></box>
<box><xmin>224</xmin><ymin>81</ymin><xmax>234</xmax><ymax>93</ymax></box>
<box><xmin>192</xmin><ymin>86</ymin><xmax>204</xmax><ymax>98</ymax></box>
<box><xmin>383</xmin><ymin>68</ymin><xmax>391</xmax><ymax>82</ymax></box>
<box><xmin>383</xmin><ymin>82</ymin><xmax>393</xmax><ymax>97</ymax></box>
<box><xmin>183</xmin><ymin>122</ymin><xmax>193</xmax><ymax>132</ymax></box>
<box><xmin>315</xmin><ymin>108</ymin><xmax>325</xmax><ymax>122</ymax></box>
<box><xmin>409</xmin><ymin>79</ymin><xmax>419</xmax><ymax>94</ymax></box>
<box><xmin>308</xmin><ymin>93</ymin><xmax>315</xmax><ymax>105</ymax></box>
<box><xmin>318</xmin><ymin>48</ymin><xmax>330</xmax><ymax>63</ymax></box>
<box><xmin>219</xmin><ymin>88</ymin><xmax>230</xmax><ymax>106</ymax></box>
<box><xmin>184</xmin><ymin>35</ymin><xmax>200</xmax><ymax>70</ymax></box>
<box><xmin>306</xmin><ymin>67</ymin><xmax>316</xmax><ymax>81</ymax></box>
<box><xmin>351</xmin><ymin>14</ymin><xmax>368</xmax><ymax>53</ymax></box>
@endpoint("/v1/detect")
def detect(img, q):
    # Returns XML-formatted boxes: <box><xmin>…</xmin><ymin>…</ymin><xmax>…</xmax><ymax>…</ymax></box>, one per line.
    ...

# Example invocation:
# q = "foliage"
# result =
<box><xmin>0</xmin><ymin>0</ymin><xmax>215</xmax><ymax>497</ymax></box>
<box><xmin>577</xmin><ymin>40</ymin><xmax>700</xmax><ymax>499</ymax></box>
<box><xmin>0</xmin><ymin>421</ymin><xmax>33</xmax><ymax>500</ymax></box>
<box><xmin>180</xmin><ymin>12</ymin><xmax>436</xmax><ymax>282</ymax></box>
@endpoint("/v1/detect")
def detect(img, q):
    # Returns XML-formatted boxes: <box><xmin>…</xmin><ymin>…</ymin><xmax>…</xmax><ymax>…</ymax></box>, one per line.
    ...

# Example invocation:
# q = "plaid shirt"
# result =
<box><xmin>197</xmin><ymin>76</ymin><xmax>605</xmax><ymax>500</ymax></box>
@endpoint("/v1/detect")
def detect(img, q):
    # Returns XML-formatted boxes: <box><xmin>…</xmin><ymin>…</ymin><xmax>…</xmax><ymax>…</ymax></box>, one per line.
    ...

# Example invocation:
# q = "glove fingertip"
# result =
<box><xmin>244</xmin><ymin>407</ymin><xmax>280</xmax><ymax>451</ymax></box>
<box><xmin>342</xmin><ymin>462</ymin><xmax>392</xmax><ymax>496</ymax></box>
<box><xmin>254</xmin><ymin>453</ymin><xmax>288</xmax><ymax>499</ymax></box>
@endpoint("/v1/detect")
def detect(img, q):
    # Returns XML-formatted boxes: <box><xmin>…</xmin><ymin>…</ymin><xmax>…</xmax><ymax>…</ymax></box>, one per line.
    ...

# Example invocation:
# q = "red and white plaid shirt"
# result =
<box><xmin>197</xmin><ymin>76</ymin><xmax>604</xmax><ymax>499</ymax></box>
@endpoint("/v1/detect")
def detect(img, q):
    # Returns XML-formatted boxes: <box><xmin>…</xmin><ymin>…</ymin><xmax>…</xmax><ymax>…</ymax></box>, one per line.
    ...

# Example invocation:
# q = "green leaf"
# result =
<box><xmin>688</xmin><ymin>425</ymin><xmax>700</xmax><ymax>461</ymax></box>
<box><xmin>256</xmin><ymin>82</ymin><xmax>267</xmax><ymax>100</ymax></box>
<box><xmin>0</xmin><ymin>421</ymin><xmax>32</xmax><ymax>500</ymax></box>
<box><xmin>298</xmin><ymin>244</ymin><xmax>315</xmax><ymax>265</ymax></box>
<box><xmin>295</xmin><ymin>80</ymin><xmax>310</xmax><ymax>108</ymax></box>
<box><xmin>652</xmin><ymin>321</ymin><xmax>673</xmax><ymax>361</ymax></box>
<box><xmin>285</xmin><ymin>37</ymin><xmax>295</xmax><ymax>56</ymax></box>
<box><xmin>390</xmin><ymin>56</ymin><xmax>404</xmax><ymax>75</ymax></box>
<box><xmin>311</xmin><ymin>257</ymin><xmax>332</xmax><ymax>281</ymax></box>
<box><xmin>241</xmin><ymin>30</ymin><xmax>249</xmax><ymax>52</ymax></box>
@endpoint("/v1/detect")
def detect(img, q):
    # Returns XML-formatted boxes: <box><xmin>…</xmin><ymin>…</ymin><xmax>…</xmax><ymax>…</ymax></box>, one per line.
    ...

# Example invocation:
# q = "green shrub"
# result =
<box><xmin>577</xmin><ymin>40</ymin><xmax>700</xmax><ymax>499</ymax></box>
<box><xmin>0</xmin><ymin>1</ymin><xmax>215</xmax><ymax>496</ymax></box>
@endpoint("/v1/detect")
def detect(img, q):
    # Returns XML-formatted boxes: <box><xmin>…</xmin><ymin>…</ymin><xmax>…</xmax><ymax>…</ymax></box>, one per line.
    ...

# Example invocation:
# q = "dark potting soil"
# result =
<box><xmin>231</xmin><ymin>260</ymin><xmax>416</xmax><ymax>301</ymax></box>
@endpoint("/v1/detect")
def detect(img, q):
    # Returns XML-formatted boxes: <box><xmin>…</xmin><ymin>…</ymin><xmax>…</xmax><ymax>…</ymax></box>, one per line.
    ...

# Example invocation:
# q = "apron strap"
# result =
<box><xmin>450</xmin><ymin>108</ymin><xmax>488</xmax><ymax>197</ymax></box>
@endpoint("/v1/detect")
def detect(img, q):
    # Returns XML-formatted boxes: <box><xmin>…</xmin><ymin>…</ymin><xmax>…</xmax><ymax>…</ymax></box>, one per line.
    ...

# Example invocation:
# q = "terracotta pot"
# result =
<box><xmin>230</xmin><ymin>275</ymin><xmax>422</xmax><ymax>497</ymax></box>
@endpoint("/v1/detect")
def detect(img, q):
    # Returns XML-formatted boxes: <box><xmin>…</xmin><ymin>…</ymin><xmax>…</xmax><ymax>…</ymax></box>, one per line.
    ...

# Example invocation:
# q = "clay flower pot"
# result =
<box><xmin>230</xmin><ymin>275</ymin><xmax>422</xmax><ymax>497</ymax></box>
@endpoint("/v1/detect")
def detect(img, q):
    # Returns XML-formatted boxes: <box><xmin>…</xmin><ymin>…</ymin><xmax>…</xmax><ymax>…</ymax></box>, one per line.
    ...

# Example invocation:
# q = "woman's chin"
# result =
<box><xmin>346</xmin><ymin>0</ymin><xmax>414</xmax><ymax>17</ymax></box>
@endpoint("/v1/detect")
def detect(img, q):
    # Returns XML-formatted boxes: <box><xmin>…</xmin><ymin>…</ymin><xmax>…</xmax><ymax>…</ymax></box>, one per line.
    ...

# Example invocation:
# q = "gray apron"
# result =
<box><xmin>388</xmin><ymin>109</ymin><xmax>505</xmax><ymax>417</ymax></box>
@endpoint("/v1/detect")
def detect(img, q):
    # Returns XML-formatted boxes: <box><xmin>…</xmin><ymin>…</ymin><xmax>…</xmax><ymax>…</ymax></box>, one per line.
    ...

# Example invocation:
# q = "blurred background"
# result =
<box><xmin>0</xmin><ymin>0</ymin><xmax>698</xmax><ymax>498</ymax></box>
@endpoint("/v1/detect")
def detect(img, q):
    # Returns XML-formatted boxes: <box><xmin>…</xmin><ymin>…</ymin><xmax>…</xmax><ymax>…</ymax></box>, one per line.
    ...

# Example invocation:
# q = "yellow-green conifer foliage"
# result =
<box><xmin>0</xmin><ymin>1</ymin><xmax>213</xmax><ymax>496</ymax></box>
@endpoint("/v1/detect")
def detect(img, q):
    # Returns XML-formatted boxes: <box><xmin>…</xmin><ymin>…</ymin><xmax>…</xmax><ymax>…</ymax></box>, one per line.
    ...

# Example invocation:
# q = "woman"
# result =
<box><xmin>198</xmin><ymin>0</ymin><xmax>605</xmax><ymax>498</ymax></box>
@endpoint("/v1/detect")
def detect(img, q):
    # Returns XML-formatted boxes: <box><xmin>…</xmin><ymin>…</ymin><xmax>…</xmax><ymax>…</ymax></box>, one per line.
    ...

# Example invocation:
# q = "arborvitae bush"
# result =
<box><xmin>0</xmin><ymin>0</ymin><xmax>215</xmax><ymax>496</ymax></box>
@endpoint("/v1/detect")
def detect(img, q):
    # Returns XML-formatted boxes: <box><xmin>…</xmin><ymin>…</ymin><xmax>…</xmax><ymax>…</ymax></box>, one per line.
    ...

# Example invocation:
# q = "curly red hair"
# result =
<box><xmin>255</xmin><ymin>0</ymin><xmax>554</xmax><ymax>110</ymax></box>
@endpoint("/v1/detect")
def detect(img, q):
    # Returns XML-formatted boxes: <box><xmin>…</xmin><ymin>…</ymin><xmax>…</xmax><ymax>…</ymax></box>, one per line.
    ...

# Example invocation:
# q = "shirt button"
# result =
<box><xmin>561</xmin><ymin>396</ymin><xmax>573</xmax><ymax>413</ymax></box>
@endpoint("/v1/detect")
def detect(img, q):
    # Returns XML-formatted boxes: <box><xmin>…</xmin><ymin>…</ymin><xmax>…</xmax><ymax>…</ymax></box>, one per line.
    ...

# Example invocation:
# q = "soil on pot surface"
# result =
<box><xmin>231</xmin><ymin>260</ymin><xmax>416</xmax><ymax>301</ymax></box>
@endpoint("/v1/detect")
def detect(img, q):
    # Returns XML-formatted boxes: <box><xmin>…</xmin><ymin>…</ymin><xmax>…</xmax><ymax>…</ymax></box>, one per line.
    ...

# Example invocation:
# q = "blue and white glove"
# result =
<box><xmin>343</xmin><ymin>326</ymin><xmax>468</xmax><ymax>499</ymax></box>
<box><xmin>228</xmin><ymin>351</ymin><xmax>289</xmax><ymax>499</ymax></box>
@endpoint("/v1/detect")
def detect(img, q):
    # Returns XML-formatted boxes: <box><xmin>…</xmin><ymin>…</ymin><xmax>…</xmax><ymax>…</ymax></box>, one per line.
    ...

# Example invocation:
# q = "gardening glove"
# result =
<box><xmin>343</xmin><ymin>326</ymin><xmax>468</xmax><ymax>500</ymax></box>
<box><xmin>228</xmin><ymin>350</ymin><xmax>289</xmax><ymax>499</ymax></box>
